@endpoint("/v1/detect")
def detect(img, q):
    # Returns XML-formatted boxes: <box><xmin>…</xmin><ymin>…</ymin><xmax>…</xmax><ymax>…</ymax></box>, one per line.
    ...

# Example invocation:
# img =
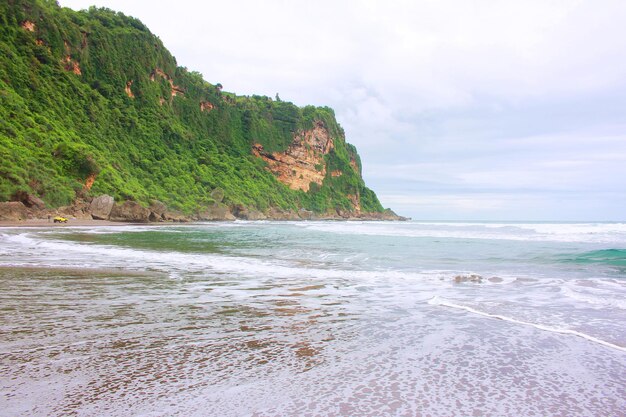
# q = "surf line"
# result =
<box><xmin>428</xmin><ymin>296</ymin><xmax>626</xmax><ymax>353</ymax></box>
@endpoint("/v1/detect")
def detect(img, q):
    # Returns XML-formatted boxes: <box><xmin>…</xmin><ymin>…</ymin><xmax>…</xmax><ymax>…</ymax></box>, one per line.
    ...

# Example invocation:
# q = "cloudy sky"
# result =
<box><xmin>61</xmin><ymin>0</ymin><xmax>626</xmax><ymax>220</ymax></box>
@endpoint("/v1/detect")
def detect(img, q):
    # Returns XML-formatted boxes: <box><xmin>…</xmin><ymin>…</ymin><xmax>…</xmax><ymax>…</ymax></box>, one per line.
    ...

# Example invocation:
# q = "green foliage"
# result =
<box><xmin>0</xmin><ymin>0</ymin><xmax>385</xmax><ymax>215</ymax></box>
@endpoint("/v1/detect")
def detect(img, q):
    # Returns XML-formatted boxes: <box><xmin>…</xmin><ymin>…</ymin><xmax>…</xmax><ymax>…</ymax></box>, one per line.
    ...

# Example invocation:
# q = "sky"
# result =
<box><xmin>60</xmin><ymin>0</ymin><xmax>626</xmax><ymax>220</ymax></box>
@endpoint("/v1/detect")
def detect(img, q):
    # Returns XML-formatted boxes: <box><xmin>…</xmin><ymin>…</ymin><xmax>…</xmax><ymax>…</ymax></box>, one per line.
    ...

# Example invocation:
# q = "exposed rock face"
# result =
<box><xmin>12</xmin><ymin>191</ymin><xmax>46</xmax><ymax>210</ymax></box>
<box><xmin>232</xmin><ymin>205</ymin><xmax>266</xmax><ymax>220</ymax></box>
<box><xmin>84</xmin><ymin>173</ymin><xmax>96</xmax><ymax>190</ymax></box>
<box><xmin>125</xmin><ymin>80</ymin><xmax>134</xmax><ymax>98</ymax></box>
<box><xmin>298</xmin><ymin>208</ymin><xmax>313</xmax><ymax>220</ymax></box>
<box><xmin>357</xmin><ymin>209</ymin><xmax>408</xmax><ymax>221</ymax></box>
<box><xmin>150</xmin><ymin>68</ymin><xmax>184</xmax><ymax>97</ymax></box>
<box><xmin>149</xmin><ymin>200</ymin><xmax>167</xmax><ymax>214</ymax></box>
<box><xmin>252</xmin><ymin>121</ymin><xmax>333</xmax><ymax>192</ymax></box>
<box><xmin>197</xmin><ymin>203</ymin><xmax>235</xmax><ymax>221</ymax></box>
<box><xmin>200</xmin><ymin>101</ymin><xmax>214</xmax><ymax>112</ymax></box>
<box><xmin>163</xmin><ymin>211</ymin><xmax>188</xmax><ymax>222</ymax></box>
<box><xmin>148</xmin><ymin>200</ymin><xmax>167</xmax><ymax>222</ymax></box>
<box><xmin>62</xmin><ymin>55</ymin><xmax>81</xmax><ymax>75</ymax></box>
<box><xmin>109</xmin><ymin>201</ymin><xmax>151</xmax><ymax>222</ymax></box>
<box><xmin>347</xmin><ymin>193</ymin><xmax>361</xmax><ymax>212</ymax></box>
<box><xmin>21</xmin><ymin>21</ymin><xmax>35</xmax><ymax>32</ymax></box>
<box><xmin>267</xmin><ymin>207</ymin><xmax>299</xmax><ymax>220</ymax></box>
<box><xmin>349</xmin><ymin>159</ymin><xmax>361</xmax><ymax>177</ymax></box>
<box><xmin>0</xmin><ymin>202</ymin><xmax>29</xmax><ymax>221</ymax></box>
<box><xmin>171</xmin><ymin>85</ymin><xmax>184</xmax><ymax>97</ymax></box>
<box><xmin>89</xmin><ymin>195</ymin><xmax>114</xmax><ymax>220</ymax></box>
<box><xmin>58</xmin><ymin>200</ymin><xmax>92</xmax><ymax>219</ymax></box>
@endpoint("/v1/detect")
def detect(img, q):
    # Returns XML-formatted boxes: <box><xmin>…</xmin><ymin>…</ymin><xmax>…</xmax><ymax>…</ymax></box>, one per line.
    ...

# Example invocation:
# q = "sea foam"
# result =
<box><xmin>428</xmin><ymin>296</ymin><xmax>626</xmax><ymax>352</ymax></box>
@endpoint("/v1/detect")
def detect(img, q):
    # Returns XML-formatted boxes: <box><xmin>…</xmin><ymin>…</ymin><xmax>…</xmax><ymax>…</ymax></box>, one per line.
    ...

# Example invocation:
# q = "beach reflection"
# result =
<box><xmin>0</xmin><ymin>266</ymin><xmax>345</xmax><ymax>415</ymax></box>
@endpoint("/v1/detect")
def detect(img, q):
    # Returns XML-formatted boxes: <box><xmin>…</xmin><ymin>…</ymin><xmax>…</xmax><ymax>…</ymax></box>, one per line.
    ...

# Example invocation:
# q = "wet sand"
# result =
<box><xmin>0</xmin><ymin>218</ymin><xmax>143</xmax><ymax>227</ymax></box>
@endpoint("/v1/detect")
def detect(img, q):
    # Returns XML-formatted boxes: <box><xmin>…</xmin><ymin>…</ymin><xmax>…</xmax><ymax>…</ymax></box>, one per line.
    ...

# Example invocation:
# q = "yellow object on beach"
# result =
<box><xmin>53</xmin><ymin>216</ymin><xmax>68</xmax><ymax>223</ymax></box>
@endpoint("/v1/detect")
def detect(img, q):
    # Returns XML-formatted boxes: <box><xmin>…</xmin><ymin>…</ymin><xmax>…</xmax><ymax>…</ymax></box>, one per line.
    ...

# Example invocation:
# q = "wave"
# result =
<box><xmin>0</xmin><ymin>231</ymin><xmax>529</xmax><ymax>300</ymax></box>
<box><xmin>428</xmin><ymin>296</ymin><xmax>626</xmax><ymax>353</ymax></box>
<box><xmin>0</xmin><ymin>231</ymin><xmax>456</xmax><ymax>285</ymax></box>
<box><xmin>297</xmin><ymin>221</ymin><xmax>626</xmax><ymax>243</ymax></box>
<box><xmin>559</xmin><ymin>249</ymin><xmax>626</xmax><ymax>267</ymax></box>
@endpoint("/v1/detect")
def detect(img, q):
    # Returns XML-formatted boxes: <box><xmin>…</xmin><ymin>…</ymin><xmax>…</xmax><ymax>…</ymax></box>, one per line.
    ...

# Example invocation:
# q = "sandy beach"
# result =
<box><xmin>0</xmin><ymin>218</ymin><xmax>147</xmax><ymax>228</ymax></box>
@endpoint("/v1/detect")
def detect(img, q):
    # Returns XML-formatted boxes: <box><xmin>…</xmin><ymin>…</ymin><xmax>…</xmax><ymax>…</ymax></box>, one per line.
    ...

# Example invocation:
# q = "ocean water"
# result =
<box><xmin>0</xmin><ymin>221</ymin><xmax>625</xmax><ymax>416</ymax></box>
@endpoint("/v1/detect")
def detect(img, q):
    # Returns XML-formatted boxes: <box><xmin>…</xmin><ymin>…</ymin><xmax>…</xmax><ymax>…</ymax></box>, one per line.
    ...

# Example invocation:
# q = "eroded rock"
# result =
<box><xmin>197</xmin><ymin>203</ymin><xmax>235</xmax><ymax>221</ymax></box>
<box><xmin>0</xmin><ymin>202</ymin><xmax>29</xmax><ymax>221</ymax></box>
<box><xmin>58</xmin><ymin>200</ymin><xmax>91</xmax><ymax>219</ymax></box>
<box><xmin>267</xmin><ymin>207</ymin><xmax>299</xmax><ymax>220</ymax></box>
<box><xmin>252</xmin><ymin>121</ymin><xmax>334</xmax><ymax>192</ymax></box>
<box><xmin>232</xmin><ymin>205</ymin><xmax>266</xmax><ymax>220</ymax></box>
<box><xmin>163</xmin><ymin>211</ymin><xmax>189</xmax><ymax>222</ymax></box>
<box><xmin>109</xmin><ymin>201</ymin><xmax>150</xmax><ymax>222</ymax></box>
<box><xmin>12</xmin><ymin>191</ymin><xmax>46</xmax><ymax>210</ymax></box>
<box><xmin>148</xmin><ymin>200</ymin><xmax>167</xmax><ymax>221</ymax></box>
<box><xmin>298</xmin><ymin>208</ymin><xmax>313</xmax><ymax>220</ymax></box>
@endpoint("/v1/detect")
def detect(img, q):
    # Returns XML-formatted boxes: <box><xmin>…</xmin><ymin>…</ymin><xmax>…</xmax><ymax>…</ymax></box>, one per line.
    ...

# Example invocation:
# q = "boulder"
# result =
<box><xmin>0</xmin><ymin>201</ymin><xmax>29</xmax><ymax>221</ymax></box>
<box><xmin>148</xmin><ymin>200</ymin><xmax>167</xmax><ymax>222</ymax></box>
<box><xmin>244</xmin><ymin>209</ymin><xmax>266</xmax><ymax>221</ymax></box>
<box><xmin>149</xmin><ymin>212</ymin><xmax>163</xmax><ymax>222</ymax></box>
<box><xmin>89</xmin><ymin>195</ymin><xmax>115</xmax><ymax>220</ymax></box>
<box><xmin>267</xmin><ymin>207</ymin><xmax>299</xmax><ymax>220</ymax></box>
<box><xmin>163</xmin><ymin>211</ymin><xmax>189</xmax><ymax>222</ymax></box>
<box><xmin>109</xmin><ymin>201</ymin><xmax>151</xmax><ymax>222</ymax></box>
<box><xmin>232</xmin><ymin>205</ymin><xmax>266</xmax><ymax>220</ymax></box>
<box><xmin>312</xmin><ymin>210</ymin><xmax>341</xmax><ymax>220</ymax></box>
<box><xmin>197</xmin><ymin>203</ymin><xmax>235</xmax><ymax>221</ymax></box>
<box><xmin>149</xmin><ymin>200</ymin><xmax>167</xmax><ymax>216</ymax></box>
<box><xmin>298</xmin><ymin>208</ymin><xmax>313</xmax><ymax>220</ymax></box>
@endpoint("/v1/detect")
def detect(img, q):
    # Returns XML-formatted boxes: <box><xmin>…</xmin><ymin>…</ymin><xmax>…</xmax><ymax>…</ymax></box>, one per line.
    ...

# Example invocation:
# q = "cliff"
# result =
<box><xmin>0</xmin><ymin>0</ymin><xmax>403</xmax><ymax>221</ymax></box>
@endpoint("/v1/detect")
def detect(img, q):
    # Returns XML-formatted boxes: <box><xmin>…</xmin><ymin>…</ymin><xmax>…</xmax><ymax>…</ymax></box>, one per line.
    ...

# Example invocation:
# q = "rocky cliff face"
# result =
<box><xmin>252</xmin><ymin>121</ymin><xmax>335</xmax><ymax>192</ymax></box>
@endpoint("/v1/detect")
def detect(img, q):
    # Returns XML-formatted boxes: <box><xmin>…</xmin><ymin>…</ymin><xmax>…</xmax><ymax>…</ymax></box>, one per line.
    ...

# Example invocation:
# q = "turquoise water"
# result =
<box><xmin>1</xmin><ymin>221</ymin><xmax>625</xmax><ymax>416</ymax></box>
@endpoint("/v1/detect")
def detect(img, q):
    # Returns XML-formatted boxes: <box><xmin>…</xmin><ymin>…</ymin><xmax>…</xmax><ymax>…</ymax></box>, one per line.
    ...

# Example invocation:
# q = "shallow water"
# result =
<box><xmin>1</xmin><ymin>221</ymin><xmax>625</xmax><ymax>416</ymax></box>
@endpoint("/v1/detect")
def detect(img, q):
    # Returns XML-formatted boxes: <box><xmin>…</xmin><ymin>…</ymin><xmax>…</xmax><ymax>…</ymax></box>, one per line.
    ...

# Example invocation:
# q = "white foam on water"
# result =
<box><xmin>0</xmin><ymin>230</ymin><xmax>451</xmax><ymax>286</ymax></box>
<box><xmin>561</xmin><ymin>283</ymin><xmax>626</xmax><ymax>310</ymax></box>
<box><xmin>428</xmin><ymin>296</ymin><xmax>626</xmax><ymax>353</ymax></box>
<box><xmin>298</xmin><ymin>221</ymin><xmax>626</xmax><ymax>243</ymax></box>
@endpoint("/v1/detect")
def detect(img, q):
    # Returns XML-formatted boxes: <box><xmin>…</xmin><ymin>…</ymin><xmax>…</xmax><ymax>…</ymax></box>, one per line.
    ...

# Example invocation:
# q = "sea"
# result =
<box><xmin>0</xmin><ymin>221</ymin><xmax>625</xmax><ymax>417</ymax></box>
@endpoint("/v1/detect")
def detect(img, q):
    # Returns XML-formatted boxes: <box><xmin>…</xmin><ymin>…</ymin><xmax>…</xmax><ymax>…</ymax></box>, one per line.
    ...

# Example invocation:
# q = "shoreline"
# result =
<box><xmin>0</xmin><ymin>218</ymin><xmax>139</xmax><ymax>228</ymax></box>
<box><xmin>1</xmin><ymin>196</ymin><xmax>409</xmax><ymax>226</ymax></box>
<box><xmin>0</xmin><ymin>264</ymin><xmax>163</xmax><ymax>277</ymax></box>
<box><xmin>0</xmin><ymin>215</ymin><xmax>409</xmax><ymax>228</ymax></box>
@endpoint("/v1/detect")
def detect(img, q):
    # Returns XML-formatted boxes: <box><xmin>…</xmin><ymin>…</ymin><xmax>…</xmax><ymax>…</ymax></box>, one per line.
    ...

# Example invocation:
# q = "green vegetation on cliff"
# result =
<box><xmin>0</xmin><ymin>0</ymin><xmax>385</xmax><ymax>215</ymax></box>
